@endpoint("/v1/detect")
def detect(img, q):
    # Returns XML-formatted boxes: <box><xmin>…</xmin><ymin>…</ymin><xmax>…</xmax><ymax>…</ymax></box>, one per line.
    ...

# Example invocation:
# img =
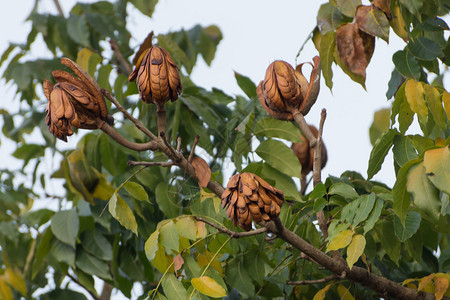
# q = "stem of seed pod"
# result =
<box><xmin>293</xmin><ymin>113</ymin><xmax>318</xmax><ymax>148</ymax></box>
<box><xmin>156</xmin><ymin>106</ymin><xmax>166</xmax><ymax>136</ymax></box>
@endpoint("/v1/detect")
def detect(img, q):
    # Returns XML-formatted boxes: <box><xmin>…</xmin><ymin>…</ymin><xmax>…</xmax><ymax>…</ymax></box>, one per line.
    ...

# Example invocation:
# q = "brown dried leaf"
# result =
<box><xmin>191</xmin><ymin>156</ymin><xmax>211</xmax><ymax>188</ymax></box>
<box><xmin>173</xmin><ymin>253</ymin><xmax>184</xmax><ymax>273</ymax></box>
<box><xmin>372</xmin><ymin>0</ymin><xmax>391</xmax><ymax>19</ymax></box>
<box><xmin>336</xmin><ymin>23</ymin><xmax>374</xmax><ymax>78</ymax></box>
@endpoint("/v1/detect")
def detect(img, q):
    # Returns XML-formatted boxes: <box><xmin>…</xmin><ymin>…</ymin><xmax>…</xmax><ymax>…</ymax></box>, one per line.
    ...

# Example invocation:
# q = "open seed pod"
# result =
<box><xmin>291</xmin><ymin>125</ymin><xmax>328</xmax><ymax>177</ymax></box>
<box><xmin>43</xmin><ymin>58</ymin><xmax>110</xmax><ymax>141</ymax></box>
<box><xmin>221</xmin><ymin>172</ymin><xmax>284</xmax><ymax>231</ymax></box>
<box><xmin>129</xmin><ymin>46</ymin><xmax>182</xmax><ymax>110</ymax></box>
<box><xmin>257</xmin><ymin>56</ymin><xmax>321</xmax><ymax>120</ymax></box>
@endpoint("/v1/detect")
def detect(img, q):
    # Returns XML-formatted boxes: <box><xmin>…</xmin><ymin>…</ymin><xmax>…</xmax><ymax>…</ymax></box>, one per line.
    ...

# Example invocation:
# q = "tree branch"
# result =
<box><xmin>293</xmin><ymin>113</ymin><xmax>318</xmax><ymax>148</ymax></box>
<box><xmin>188</xmin><ymin>135</ymin><xmax>200</xmax><ymax>163</ymax></box>
<box><xmin>99</xmin><ymin>122</ymin><xmax>158</xmax><ymax>151</ymax></box>
<box><xmin>52</xmin><ymin>0</ymin><xmax>64</xmax><ymax>17</ymax></box>
<box><xmin>109</xmin><ymin>39</ymin><xmax>133</xmax><ymax>74</ymax></box>
<box><xmin>128</xmin><ymin>160</ymin><xmax>174</xmax><ymax>167</ymax></box>
<box><xmin>194</xmin><ymin>216</ymin><xmax>267</xmax><ymax>238</ymax></box>
<box><xmin>287</xmin><ymin>274</ymin><xmax>338</xmax><ymax>285</ymax></box>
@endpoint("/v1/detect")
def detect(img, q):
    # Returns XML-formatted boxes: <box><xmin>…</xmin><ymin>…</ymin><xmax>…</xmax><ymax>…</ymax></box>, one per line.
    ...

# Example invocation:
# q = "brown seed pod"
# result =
<box><xmin>43</xmin><ymin>58</ymin><xmax>110</xmax><ymax>141</ymax></box>
<box><xmin>257</xmin><ymin>56</ymin><xmax>321</xmax><ymax>120</ymax></box>
<box><xmin>130</xmin><ymin>46</ymin><xmax>182</xmax><ymax>110</ymax></box>
<box><xmin>291</xmin><ymin>124</ymin><xmax>328</xmax><ymax>177</ymax></box>
<box><xmin>221</xmin><ymin>172</ymin><xmax>284</xmax><ymax>231</ymax></box>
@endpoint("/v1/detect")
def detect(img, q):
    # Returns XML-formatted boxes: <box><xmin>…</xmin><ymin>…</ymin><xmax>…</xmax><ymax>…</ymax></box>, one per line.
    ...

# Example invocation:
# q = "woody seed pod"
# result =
<box><xmin>221</xmin><ymin>172</ymin><xmax>284</xmax><ymax>231</ymax></box>
<box><xmin>257</xmin><ymin>56</ymin><xmax>321</xmax><ymax>120</ymax></box>
<box><xmin>291</xmin><ymin>125</ymin><xmax>328</xmax><ymax>177</ymax></box>
<box><xmin>130</xmin><ymin>46</ymin><xmax>182</xmax><ymax>109</ymax></box>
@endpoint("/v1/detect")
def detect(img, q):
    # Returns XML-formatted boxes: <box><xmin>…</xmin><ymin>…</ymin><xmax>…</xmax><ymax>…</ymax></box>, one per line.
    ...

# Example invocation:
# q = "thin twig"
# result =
<box><xmin>287</xmin><ymin>274</ymin><xmax>337</xmax><ymax>285</ymax></box>
<box><xmin>188</xmin><ymin>135</ymin><xmax>200</xmax><ymax>163</ymax></box>
<box><xmin>176</xmin><ymin>137</ymin><xmax>182</xmax><ymax>152</ymax></box>
<box><xmin>53</xmin><ymin>0</ymin><xmax>64</xmax><ymax>17</ymax></box>
<box><xmin>194</xmin><ymin>216</ymin><xmax>267</xmax><ymax>238</ymax></box>
<box><xmin>67</xmin><ymin>274</ymin><xmax>99</xmax><ymax>300</ymax></box>
<box><xmin>110</xmin><ymin>39</ymin><xmax>133</xmax><ymax>74</ymax></box>
<box><xmin>293</xmin><ymin>113</ymin><xmax>318</xmax><ymax>148</ymax></box>
<box><xmin>160</xmin><ymin>131</ymin><xmax>180</xmax><ymax>161</ymax></box>
<box><xmin>100</xmin><ymin>122</ymin><xmax>158</xmax><ymax>151</ymax></box>
<box><xmin>101</xmin><ymin>88</ymin><xmax>158</xmax><ymax>140</ymax></box>
<box><xmin>128</xmin><ymin>160</ymin><xmax>174</xmax><ymax>167</ymax></box>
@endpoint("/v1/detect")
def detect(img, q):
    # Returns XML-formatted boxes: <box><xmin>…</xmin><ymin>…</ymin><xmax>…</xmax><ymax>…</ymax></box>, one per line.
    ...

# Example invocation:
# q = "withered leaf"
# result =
<box><xmin>336</xmin><ymin>23</ymin><xmax>375</xmax><ymax>78</ymax></box>
<box><xmin>173</xmin><ymin>253</ymin><xmax>184</xmax><ymax>273</ymax></box>
<box><xmin>355</xmin><ymin>5</ymin><xmax>390</xmax><ymax>43</ymax></box>
<box><xmin>191</xmin><ymin>156</ymin><xmax>211</xmax><ymax>188</ymax></box>
<box><xmin>372</xmin><ymin>0</ymin><xmax>392</xmax><ymax>19</ymax></box>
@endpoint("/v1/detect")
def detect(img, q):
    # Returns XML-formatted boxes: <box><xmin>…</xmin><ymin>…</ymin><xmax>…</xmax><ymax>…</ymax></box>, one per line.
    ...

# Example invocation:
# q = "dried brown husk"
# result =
<box><xmin>221</xmin><ymin>172</ymin><xmax>284</xmax><ymax>231</ymax></box>
<box><xmin>291</xmin><ymin>125</ymin><xmax>328</xmax><ymax>176</ymax></box>
<box><xmin>132</xmin><ymin>46</ymin><xmax>182</xmax><ymax>109</ymax></box>
<box><xmin>257</xmin><ymin>57</ymin><xmax>321</xmax><ymax>120</ymax></box>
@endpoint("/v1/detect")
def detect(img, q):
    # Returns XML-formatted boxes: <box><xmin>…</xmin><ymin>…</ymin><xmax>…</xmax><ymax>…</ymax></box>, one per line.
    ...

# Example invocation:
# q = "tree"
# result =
<box><xmin>1</xmin><ymin>0</ymin><xmax>449</xmax><ymax>299</ymax></box>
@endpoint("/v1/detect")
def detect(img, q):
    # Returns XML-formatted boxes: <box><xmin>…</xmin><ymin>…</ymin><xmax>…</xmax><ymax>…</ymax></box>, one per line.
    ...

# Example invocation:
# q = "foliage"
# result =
<box><xmin>0</xmin><ymin>0</ymin><xmax>450</xmax><ymax>299</ymax></box>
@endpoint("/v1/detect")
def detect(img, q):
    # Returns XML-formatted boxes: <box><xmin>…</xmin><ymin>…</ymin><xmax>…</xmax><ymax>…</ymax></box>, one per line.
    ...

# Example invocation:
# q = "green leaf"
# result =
<box><xmin>255</xmin><ymin>139</ymin><xmax>302</xmax><ymax>178</ymax></box>
<box><xmin>50</xmin><ymin>209</ymin><xmax>79</xmax><ymax>248</ymax></box>
<box><xmin>376</xmin><ymin>220</ymin><xmax>401</xmax><ymax>264</ymax></box>
<box><xmin>336</xmin><ymin>0</ymin><xmax>361</xmax><ymax>17</ymax></box>
<box><xmin>260</xmin><ymin>163</ymin><xmax>302</xmax><ymax>201</ymax></box>
<box><xmin>392</xmin><ymin>135</ymin><xmax>418</xmax><ymax>167</ymax></box>
<box><xmin>341</xmin><ymin>198</ymin><xmax>361</xmax><ymax>224</ymax></box>
<box><xmin>367</xmin><ymin>129</ymin><xmax>398</xmax><ymax>180</ymax></box>
<box><xmin>423</xmin><ymin>146</ymin><xmax>450</xmax><ymax>194</ymax></box>
<box><xmin>80</xmin><ymin>230</ymin><xmax>113</xmax><ymax>261</ymax></box>
<box><xmin>67</xmin><ymin>14</ymin><xmax>90</xmax><ymax>47</ymax></box>
<box><xmin>33</xmin><ymin>228</ymin><xmax>53</xmax><ymax>278</ymax></box>
<box><xmin>160</xmin><ymin>220</ymin><xmax>179</xmax><ymax>252</ymax></box>
<box><xmin>225</xmin><ymin>259</ymin><xmax>255</xmax><ymax>297</ymax></box>
<box><xmin>369</xmin><ymin>108</ymin><xmax>391</xmax><ymax>146</ymax></box>
<box><xmin>254</xmin><ymin>118</ymin><xmax>302</xmax><ymax>143</ymax></box>
<box><xmin>393</xmin><ymin>159</ymin><xmax>421</xmax><ymax>223</ymax></box>
<box><xmin>363</xmin><ymin>197</ymin><xmax>384</xmax><ymax>234</ymax></box>
<box><xmin>124</xmin><ymin>181</ymin><xmax>149</xmax><ymax>202</ymax></box>
<box><xmin>407</xmin><ymin>161</ymin><xmax>441</xmax><ymax>221</ymax></box>
<box><xmin>317</xmin><ymin>3</ymin><xmax>350</xmax><ymax>34</ymax></box>
<box><xmin>319</xmin><ymin>31</ymin><xmax>336</xmax><ymax>90</ymax></box>
<box><xmin>162</xmin><ymin>274</ymin><xmax>187</xmax><ymax>300</ymax></box>
<box><xmin>175</xmin><ymin>216</ymin><xmax>197</xmax><ymax>241</ymax></box>
<box><xmin>423</xmin><ymin>84</ymin><xmax>447</xmax><ymax>132</ymax></box>
<box><xmin>155</xmin><ymin>182</ymin><xmax>179</xmax><ymax>218</ymax></box>
<box><xmin>191</xmin><ymin>276</ymin><xmax>227</xmax><ymax>298</ymax></box>
<box><xmin>393</xmin><ymin>50</ymin><xmax>421</xmax><ymax>80</ymax></box>
<box><xmin>50</xmin><ymin>239</ymin><xmax>75</xmax><ymax>266</ymax></box>
<box><xmin>108</xmin><ymin>192</ymin><xmax>138</xmax><ymax>235</ymax></box>
<box><xmin>356</xmin><ymin>5</ymin><xmax>390</xmax><ymax>42</ymax></box>
<box><xmin>353</xmin><ymin>193</ymin><xmax>376</xmax><ymax>226</ymax></box>
<box><xmin>12</xmin><ymin>143</ymin><xmax>45</xmax><ymax>168</ymax></box>
<box><xmin>394</xmin><ymin>211</ymin><xmax>421</xmax><ymax>242</ymax></box>
<box><xmin>386</xmin><ymin>69</ymin><xmax>403</xmax><ymax>100</ymax></box>
<box><xmin>329</xmin><ymin>182</ymin><xmax>359</xmax><ymax>200</ymax></box>
<box><xmin>408</xmin><ymin>36</ymin><xmax>443</xmax><ymax>61</ymax></box>
<box><xmin>199</xmin><ymin>25</ymin><xmax>223</xmax><ymax>66</ymax></box>
<box><xmin>234</xmin><ymin>72</ymin><xmax>257</xmax><ymax>99</ymax></box>
<box><xmin>399</xmin><ymin>0</ymin><xmax>423</xmax><ymax>21</ymax></box>
<box><xmin>314</xmin><ymin>198</ymin><xmax>327</xmax><ymax>213</ymax></box>
<box><xmin>144</xmin><ymin>230</ymin><xmax>159</xmax><ymax>261</ymax></box>
<box><xmin>346</xmin><ymin>234</ymin><xmax>366</xmax><ymax>270</ymax></box>
<box><xmin>327</xmin><ymin>229</ymin><xmax>354</xmax><ymax>251</ymax></box>
<box><xmin>180</xmin><ymin>95</ymin><xmax>220</xmax><ymax>128</ymax></box>
<box><xmin>23</xmin><ymin>209</ymin><xmax>54</xmax><ymax>228</ymax></box>
<box><xmin>76</xmin><ymin>250</ymin><xmax>112</xmax><ymax>280</ymax></box>
<box><xmin>310</xmin><ymin>182</ymin><xmax>327</xmax><ymax>199</ymax></box>
<box><xmin>129</xmin><ymin>0</ymin><xmax>158</xmax><ymax>17</ymax></box>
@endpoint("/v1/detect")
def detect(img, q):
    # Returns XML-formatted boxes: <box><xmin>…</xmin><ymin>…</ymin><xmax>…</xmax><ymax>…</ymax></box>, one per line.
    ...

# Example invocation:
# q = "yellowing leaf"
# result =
<box><xmin>327</xmin><ymin>229</ymin><xmax>354</xmax><ymax>252</ymax></box>
<box><xmin>313</xmin><ymin>283</ymin><xmax>333</xmax><ymax>300</ymax></box>
<box><xmin>153</xmin><ymin>244</ymin><xmax>172</xmax><ymax>274</ymax></box>
<box><xmin>76</xmin><ymin>48</ymin><xmax>102</xmax><ymax>77</ymax></box>
<box><xmin>197</xmin><ymin>251</ymin><xmax>223</xmax><ymax>275</ymax></box>
<box><xmin>191</xmin><ymin>276</ymin><xmax>227</xmax><ymax>298</ymax></box>
<box><xmin>0</xmin><ymin>276</ymin><xmax>13</xmax><ymax>300</ymax></box>
<box><xmin>196</xmin><ymin>221</ymin><xmax>207</xmax><ymax>239</ymax></box>
<box><xmin>144</xmin><ymin>230</ymin><xmax>159</xmax><ymax>260</ymax></box>
<box><xmin>423</xmin><ymin>146</ymin><xmax>450</xmax><ymax>195</ymax></box>
<box><xmin>337</xmin><ymin>284</ymin><xmax>355</xmax><ymax>300</ymax></box>
<box><xmin>109</xmin><ymin>192</ymin><xmax>138</xmax><ymax>235</ymax></box>
<box><xmin>418</xmin><ymin>273</ymin><xmax>435</xmax><ymax>292</ymax></box>
<box><xmin>434</xmin><ymin>276</ymin><xmax>449</xmax><ymax>300</ymax></box>
<box><xmin>405</xmin><ymin>79</ymin><xmax>428</xmax><ymax>124</ymax></box>
<box><xmin>443</xmin><ymin>91</ymin><xmax>450</xmax><ymax>120</ymax></box>
<box><xmin>389</xmin><ymin>4</ymin><xmax>408</xmax><ymax>42</ymax></box>
<box><xmin>402</xmin><ymin>278</ymin><xmax>417</xmax><ymax>285</ymax></box>
<box><xmin>4</xmin><ymin>268</ymin><xmax>27</xmax><ymax>296</ymax></box>
<box><xmin>175</xmin><ymin>216</ymin><xmax>197</xmax><ymax>240</ymax></box>
<box><xmin>346</xmin><ymin>234</ymin><xmax>366</xmax><ymax>270</ymax></box>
